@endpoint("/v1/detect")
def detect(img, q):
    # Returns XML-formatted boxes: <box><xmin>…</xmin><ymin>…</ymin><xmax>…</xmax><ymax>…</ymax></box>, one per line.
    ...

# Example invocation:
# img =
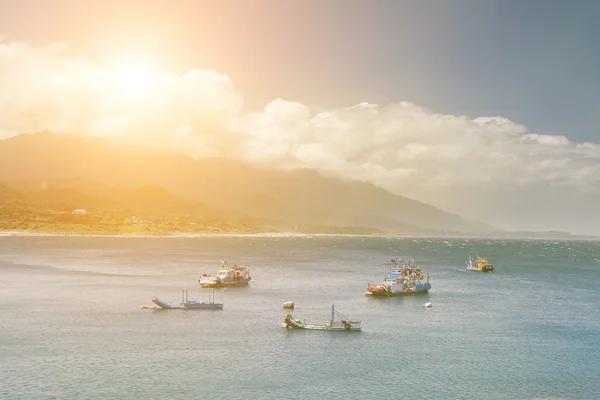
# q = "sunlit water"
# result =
<box><xmin>1</xmin><ymin>235</ymin><xmax>599</xmax><ymax>399</ymax></box>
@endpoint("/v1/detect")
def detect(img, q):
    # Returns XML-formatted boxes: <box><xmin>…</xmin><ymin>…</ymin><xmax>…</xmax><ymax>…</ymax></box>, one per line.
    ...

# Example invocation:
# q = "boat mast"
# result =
<box><xmin>331</xmin><ymin>304</ymin><xmax>334</xmax><ymax>324</ymax></box>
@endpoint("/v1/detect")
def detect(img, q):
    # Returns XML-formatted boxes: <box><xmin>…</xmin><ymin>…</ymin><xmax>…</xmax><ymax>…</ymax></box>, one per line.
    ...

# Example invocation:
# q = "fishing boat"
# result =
<box><xmin>281</xmin><ymin>304</ymin><xmax>362</xmax><ymax>331</ymax></box>
<box><xmin>466</xmin><ymin>253</ymin><xmax>494</xmax><ymax>272</ymax></box>
<box><xmin>198</xmin><ymin>260</ymin><xmax>251</xmax><ymax>288</ymax></box>
<box><xmin>366</xmin><ymin>257</ymin><xmax>431</xmax><ymax>297</ymax></box>
<box><xmin>151</xmin><ymin>289</ymin><xmax>223</xmax><ymax>309</ymax></box>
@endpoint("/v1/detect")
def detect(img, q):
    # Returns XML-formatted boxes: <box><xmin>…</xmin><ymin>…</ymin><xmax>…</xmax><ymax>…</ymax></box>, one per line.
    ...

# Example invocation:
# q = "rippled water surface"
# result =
<box><xmin>1</xmin><ymin>235</ymin><xmax>599</xmax><ymax>399</ymax></box>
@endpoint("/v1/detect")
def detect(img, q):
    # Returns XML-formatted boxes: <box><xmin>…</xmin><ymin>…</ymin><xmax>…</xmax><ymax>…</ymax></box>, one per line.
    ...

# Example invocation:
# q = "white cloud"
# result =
<box><xmin>0</xmin><ymin>38</ymin><xmax>242</xmax><ymax>151</ymax></box>
<box><xmin>239</xmin><ymin>99</ymin><xmax>600</xmax><ymax>193</ymax></box>
<box><xmin>1</xmin><ymin>38</ymin><xmax>600</xmax><ymax>233</ymax></box>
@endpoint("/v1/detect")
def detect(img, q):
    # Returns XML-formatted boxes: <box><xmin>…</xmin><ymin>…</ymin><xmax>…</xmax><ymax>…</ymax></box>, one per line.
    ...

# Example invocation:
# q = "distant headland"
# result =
<box><xmin>0</xmin><ymin>133</ymin><xmax>597</xmax><ymax>241</ymax></box>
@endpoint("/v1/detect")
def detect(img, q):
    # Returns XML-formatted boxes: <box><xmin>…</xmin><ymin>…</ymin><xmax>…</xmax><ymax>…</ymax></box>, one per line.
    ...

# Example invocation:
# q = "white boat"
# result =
<box><xmin>199</xmin><ymin>260</ymin><xmax>251</xmax><ymax>288</ymax></box>
<box><xmin>282</xmin><ymin>304</ymin><xmax>362</xmax><ymax>331</ymax></box>
<box><xmin>152</xmin><ymin>289</ymin><xmax>223</xmax><ymax>310</ymax></box>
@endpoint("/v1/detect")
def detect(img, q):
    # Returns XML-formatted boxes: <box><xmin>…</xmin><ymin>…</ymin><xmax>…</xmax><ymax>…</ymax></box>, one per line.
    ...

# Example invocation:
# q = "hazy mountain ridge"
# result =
<box><xmin>1</xmin><ymin>179</ymin><xmax>218</xmax><ymax>218</ymax></box>
<box><xmin>0</xmin><ymin>132</ymin><xmax>498</xmax><ymax>235</ymax></box>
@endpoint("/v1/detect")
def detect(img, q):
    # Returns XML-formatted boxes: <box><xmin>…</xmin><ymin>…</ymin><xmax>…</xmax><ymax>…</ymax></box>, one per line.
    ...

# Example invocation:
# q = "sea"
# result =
<box><xmin>1</xmin><ymin>235</ymin><xmax>599</xmax><ymax>400</ymax></box>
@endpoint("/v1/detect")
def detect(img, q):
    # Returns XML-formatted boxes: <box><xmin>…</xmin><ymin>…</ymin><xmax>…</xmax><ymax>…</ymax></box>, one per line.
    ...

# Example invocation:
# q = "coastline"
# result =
<box><xmin>0</xmin><ymin>229</ymin><xmax>302</xmax><ymax>238</ymax></box>
<box><xmin>0</xmin><ymin>229</ymin><xmax>389</xmax><ymax>238</ymax></box>
<box><xmin>1</xmin><ymin>229</ymin><xmax>598</xmax><ymax>241</ymax></box>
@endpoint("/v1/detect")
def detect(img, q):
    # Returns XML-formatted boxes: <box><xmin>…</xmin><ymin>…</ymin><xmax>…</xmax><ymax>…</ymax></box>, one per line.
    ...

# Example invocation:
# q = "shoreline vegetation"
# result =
<box><xmin>0</xmin><ymin>210</ymin><xmax>389</xmax><ymax>237</ymax></box>
<box><xmin>0</xmin><ymin>224</ymin><xmax>386</xmax><ymax>237</ymax></box>
<box><xmin>1</xmin><ymin>207</ymin><xmax>598</xmax><ymax>240</ymax></box>
<box><xmin>0</xmin><ymin>224</ymin><xmax>597</xmax><ymax>241</ymax></box>
<box><xmin>2</xmin><ymin>230</ymin><xmax>598</xmax><ymax>241</ymax></box>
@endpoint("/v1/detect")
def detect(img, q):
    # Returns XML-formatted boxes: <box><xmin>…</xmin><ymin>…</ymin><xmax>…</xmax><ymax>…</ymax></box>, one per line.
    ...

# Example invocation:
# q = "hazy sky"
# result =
<box><xmin>2</xmin><ymin>0</ymin><xmax>599</xmax><ymax>141</ymax></box>
<box><xmin>1</xmin><ymin>0</ymin><xmax>600</xmax><ymax>234</ymax></box>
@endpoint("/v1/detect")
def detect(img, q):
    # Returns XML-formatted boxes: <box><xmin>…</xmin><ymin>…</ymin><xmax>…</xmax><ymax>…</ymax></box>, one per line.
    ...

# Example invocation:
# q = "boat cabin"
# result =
<box><xmin>216</xmin><ymin>264</ymin><xmax>251</xmax><ymax>283</ymax></box>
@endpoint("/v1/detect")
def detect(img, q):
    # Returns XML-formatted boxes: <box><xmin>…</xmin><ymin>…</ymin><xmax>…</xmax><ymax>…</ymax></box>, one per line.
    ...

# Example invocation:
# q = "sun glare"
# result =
<box><xmin>109</xmin><ymin>61</ymin><xmax>157</xmax><ymax>99</ymax></box>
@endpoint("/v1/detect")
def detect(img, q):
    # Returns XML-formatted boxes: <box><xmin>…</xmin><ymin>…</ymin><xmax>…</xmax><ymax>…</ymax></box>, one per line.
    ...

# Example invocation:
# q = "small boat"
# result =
<box><xmin>283</xmin><ymin>301</ymin><xmax>294</xmax><ymax>309</ymax></box>
<box><xmin>466</xmin><ymin>253</ymin><xmax>494</xmax><ymax>272</ymax></box>
<box><xmin>281</xmin><ymin>304</ymin><xmax>361</xmax><ymax>331</ymax></box>
<box><xmin>366</xmin><ymin>257</ymin><xmax>431</xmax><ymax>297</ymax></box>
<box><xmin>151</xmin><ymin>289</ymin><xmax>223</xmax><ymax>310</ymax></box>
<box><xmin>198</xmin><ymin>260</ymin><xmax>251</xmax><ymax>288</ymax></box>
<box><xmin>423</xmin><ymin>302</ymin><xmax>432</xmax><ymax>308</ymax></box>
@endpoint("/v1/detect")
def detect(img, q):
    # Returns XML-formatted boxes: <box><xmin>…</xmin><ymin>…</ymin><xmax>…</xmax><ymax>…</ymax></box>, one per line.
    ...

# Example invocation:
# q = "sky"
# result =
<box><xmin>1</xmin><ymin>0</ymin><xmax>600</xmax><ymax>234</ymax></box>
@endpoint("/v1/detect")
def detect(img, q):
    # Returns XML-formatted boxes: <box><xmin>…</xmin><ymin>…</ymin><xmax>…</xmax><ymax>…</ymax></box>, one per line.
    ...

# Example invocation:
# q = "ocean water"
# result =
<box><xmin>1</xmin><ymin>235</ymin><xmax>599</xmax><ymax>400</ymax></box>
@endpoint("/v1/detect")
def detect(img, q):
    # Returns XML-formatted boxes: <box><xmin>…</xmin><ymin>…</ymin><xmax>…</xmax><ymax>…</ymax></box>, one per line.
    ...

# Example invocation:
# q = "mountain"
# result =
<box><xmin>0</xmin><ymin>132</ymin><xmax>498</xmax><ymax>234</ymax></box>
<box><xmin>1</xmin><ymin>179</ymin><xmax>218</xmax><ymax>218</ymax></box>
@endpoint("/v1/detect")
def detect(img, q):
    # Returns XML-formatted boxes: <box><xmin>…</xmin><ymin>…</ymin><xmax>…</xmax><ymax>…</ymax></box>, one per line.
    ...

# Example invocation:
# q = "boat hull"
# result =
<box><xmin>151</xmin><ymin>297</ymin><xmax>223</xmax><ymax>310</ymax></box>
<box><xmin>366</xmin><ymin>288</ymin><xmax>430</xmax><ymax>297</ymax></box>
<box><xmin>366</xmin><ymin>282</ymin><xmax>431</xmax><ymax>297</ymax></box>
<box><xmin>466</xmin><ymin>266</ymin><xmax>494</xmax><ymax>272</ymax></box>
<box><xmin>282</xmin><ymin>319</ymin><xmax>362</xmax><ymax>331</ymax></box>
<box><xmin>199</xmin><ymin>280</ymin><xmax>250</xmax><ymax>288</ymax></box>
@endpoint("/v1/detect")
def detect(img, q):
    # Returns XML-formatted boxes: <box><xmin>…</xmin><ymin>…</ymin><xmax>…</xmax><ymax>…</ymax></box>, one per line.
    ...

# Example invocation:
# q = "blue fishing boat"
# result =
<box><xmin>366</xmin><ymin>257</ymin><xmax>431</xmax><ymax>297</ymax></box>
<box><xmin>152</xmin><ymin>289</ymin><xmax>223</xmax><ymax>310</ymax></box>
